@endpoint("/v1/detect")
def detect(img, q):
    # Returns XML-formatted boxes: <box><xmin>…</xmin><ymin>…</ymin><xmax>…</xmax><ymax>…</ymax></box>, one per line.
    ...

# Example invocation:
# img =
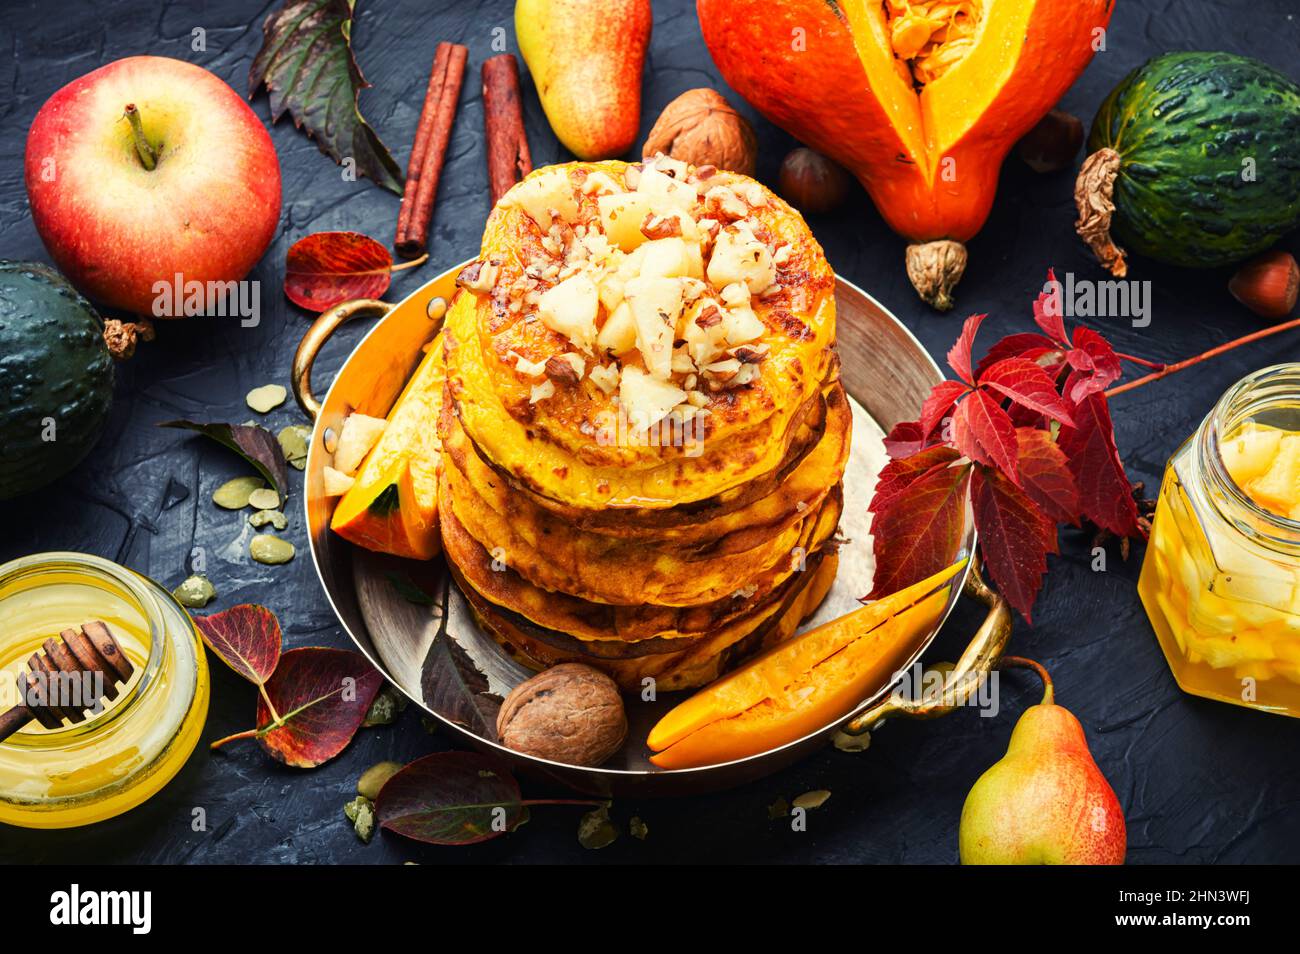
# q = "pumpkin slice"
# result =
<box><xmin>647</xmin><ymin>558</ymin><xmax>966</xmax><ymax>766</ymax></box>
<box><xmin>330</xmin><ymin>335</ymin><xmax>445</xmax><ymax>560</ymax></box>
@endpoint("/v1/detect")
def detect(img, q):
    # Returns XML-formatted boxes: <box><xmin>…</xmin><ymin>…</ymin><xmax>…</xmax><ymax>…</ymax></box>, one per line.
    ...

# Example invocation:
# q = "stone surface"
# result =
<box><xmin>1</xmin><ymin>0</ymin><xmax>1298</xmax><ymax>864</ymax></box>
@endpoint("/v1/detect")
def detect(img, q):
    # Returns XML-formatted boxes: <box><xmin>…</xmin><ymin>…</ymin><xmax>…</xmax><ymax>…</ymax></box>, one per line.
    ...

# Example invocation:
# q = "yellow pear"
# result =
<box><xmin>516</xmin><ymin>0</ymin><xmax>651</xmax><ymax>160</ymax></box>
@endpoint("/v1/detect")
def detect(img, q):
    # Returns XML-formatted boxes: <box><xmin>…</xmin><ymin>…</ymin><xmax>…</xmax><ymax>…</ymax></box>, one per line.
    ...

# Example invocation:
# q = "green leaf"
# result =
<box><xmin>250</xmin><ymin>0</ymin><xmax>404</xmax><ymax>194</ymax></box>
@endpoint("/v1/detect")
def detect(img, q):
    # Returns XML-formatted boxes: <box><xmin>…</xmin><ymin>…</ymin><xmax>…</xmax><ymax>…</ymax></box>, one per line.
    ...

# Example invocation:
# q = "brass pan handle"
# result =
<box><xmin>841</xmin><ymin>559</ymin><xmax>1011</xmax><ymax>736</ymax></box>
<box><xmin>291</xmin><ymin>299</ymin><xmax>394</xmax><ymax>421</ymax></box>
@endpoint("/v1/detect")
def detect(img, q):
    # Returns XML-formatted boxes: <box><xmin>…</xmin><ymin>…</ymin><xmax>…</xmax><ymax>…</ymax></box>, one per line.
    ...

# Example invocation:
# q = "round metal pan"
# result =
<box><xmin>292</xmin><ymin>263</ymin><xmax>1009</xmax><ymax>796</ymax></box>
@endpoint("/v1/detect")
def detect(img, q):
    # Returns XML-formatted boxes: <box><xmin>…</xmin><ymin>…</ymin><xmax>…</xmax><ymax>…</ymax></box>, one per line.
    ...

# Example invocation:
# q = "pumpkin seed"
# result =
<box><xmin>247</xmin><ymin>487</ymin><xmax>280</xmax><ymax>511</ymax></box>
<box><xmin>832</xmin><ymin>729</ymin><xmax>871</xmax><ymax>753</ymax></box>
<box><xmin>277</xmin><ymin>424</ymin><xmax>311</xmax><ymax>470</ymax></box>
<box><xmin>767</xmin><ymin>796</ymin><xmax>790</xmax><ymax>820</ymax></box>
<box><xmin>246</xmin><ymin>383</ymin><xmax>287</xmax><ymax>414</ymax></box>
<box><xmin>357</xmin><ymin>761</ymin><xmax>404</xmax><ymax>801</ymax></box>
<box><xmin>629</xmin><ymin>816</ymin><xmax>648</xmax><ymax>840</ymax></box>
<box><xmin>213</xmin><ymin>475</ymin><xmax>265</xmax><ymax>509</ymax></box>
<box><xmin>249</xmin><ymin>508</ymin><xmax>288</xmax><ymax>530</ymax></box>
<box><xmin>577</xmin><ymin>804</ymin><xmax>619</xmax><ymax>849</ymax></box>
<box><xmin>172</xmin><ymin>575</ymin><xmax>216</xmax><ymax>608</ymax></box>
<box><xmin>792</xmin><ymin>789</ymin><xmax>831</xmax><ymax>810</ymax></box>
<box><xmin>364</xmin><ymin>685</ymin><xmax>407</xmax><ymax>726</ymax></box>
<box><xmin>250</xmin><ymin>534</ymin><xmax>295</xmax><ymax>564</ymax></box>
<box><xmin>343</xmin><ymin>795</ymin><xmax>375</xmax><ymax>843</ymax></box>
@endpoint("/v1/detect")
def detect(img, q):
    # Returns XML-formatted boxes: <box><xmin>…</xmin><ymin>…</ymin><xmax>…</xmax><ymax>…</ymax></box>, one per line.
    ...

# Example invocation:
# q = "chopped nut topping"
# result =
<box><xmin>456</xmin><ymin>260</ymin><xmax>500</xmax><ymax>293</ymax></box>
<box><xmin>545</xmin><ymin>353</ymin><xmax>585</xmax><ymax>384</ymax></box>
<box><xmin>529</xmin><ymin>379</ymin><xmax>556</xmax><ymax>403</ymax></box>
<box><xmin>704</xmin><ymin>185</ymin><xmax>747</xmax><ymax>221</ymax></box>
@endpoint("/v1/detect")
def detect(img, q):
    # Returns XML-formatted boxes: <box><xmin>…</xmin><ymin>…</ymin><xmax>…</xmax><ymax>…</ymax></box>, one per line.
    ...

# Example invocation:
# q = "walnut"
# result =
<box><xmin>495</xmin><ymin>664</ymin><xmax>627</xmax><ymax>767</ymax></box>
<box><xmin>642</xmin><ymin>89</ymin><xmax>757</xmax><ymax>177</ymax></box>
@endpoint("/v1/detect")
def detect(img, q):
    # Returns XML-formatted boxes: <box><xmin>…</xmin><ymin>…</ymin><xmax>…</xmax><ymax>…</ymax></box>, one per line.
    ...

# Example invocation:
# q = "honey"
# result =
<box><xmin>1139</xmin><ymin>365</ymin><xmax>1300</xmax><ymax>717</ymax></box>
<box><xmin>0</xmin><ymin>552</ymin><xmax>209</xmax><ymax>827</ymax></box>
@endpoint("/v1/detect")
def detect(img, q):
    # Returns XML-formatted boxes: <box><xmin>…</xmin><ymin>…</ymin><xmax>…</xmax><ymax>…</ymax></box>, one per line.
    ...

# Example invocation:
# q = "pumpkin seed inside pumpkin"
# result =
<box><xmin>172</xmin><ymin>574</ymin><xmax>217</xmax><ymax>608</ymax></box>
<box><xmin>250</xmin><ymin>534</ymin><xmax>295</xmax><ymax>564</ymax></box>
<box><xmin>247</xmin><ymin>487</ymin><xmax>281</xmax><ymax>511</ymax></box>
<box><xmin>277</xmin><ymin>424</ymin><xmax>311</xmax><ymax>470</ymax></box>
<box><xmin>246</xmin><ymin>383</ymin><xmax>287</xmax><ymax>414</ymax></box>
<box><xmin>213</xmin><ymin>475</ymin><xmax>265</xmax><ymax>509</ymax></box>
<box><xmin>249</xmin><ymin>508</ymin><xmax>288</xmax><ymax>530</ymax></box>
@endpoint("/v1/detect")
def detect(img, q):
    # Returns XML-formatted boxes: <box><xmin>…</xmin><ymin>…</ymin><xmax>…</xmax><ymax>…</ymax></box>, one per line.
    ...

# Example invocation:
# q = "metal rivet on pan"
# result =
<box><xmin>322</xmin><ymin>426</ymin><xmax>337</xmax><ymax>454</ymax></box>
<box><xmin>426</xmin><ymin>296</ymin><xmax>447</xmax><ymax>321</ymax></box>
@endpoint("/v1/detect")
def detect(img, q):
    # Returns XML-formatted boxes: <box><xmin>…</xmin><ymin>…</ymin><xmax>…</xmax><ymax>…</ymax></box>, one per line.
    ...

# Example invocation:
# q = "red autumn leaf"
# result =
<box><xmin>1033</xmin><ymin>269</ymin><xmax>1069</xmax><ymax>345</ymax></box>
<box><xmin>946</xmin><ymin>313</ymin><xmax>986</xmax><ymax>384</ymax></box>
<box><xmin>193</xmin><ymin>604</ymin><xmax>281</xmax><ymax>686</ymax></box>
<box><xmin>1015</xmin><ymin>427</ymin><xmax>1079</xmax><ymax>526</ymax></box>
<box><xmin>1057</xmin><ymin>390</ymin><xmax>1142</xmax><ymax>538</ymax></box>
<box><xmin>377</xmin><ymin>752</ymin><xmax>528</xmax><ymax>846</ymax></box>
<box><xmin>285</xmin><ymin>231</ymin><xmax>395</xmax><ymax>312</ymax></box>
<box><xmin>978</xmin><ymin>356</ymin><xmax>1076</xmax><ymax>427</ymax></box>
<box><xmin>867</xmin><ymin>459</ymin><xmax>972</xmax><ymax>601</ymax></box>
<box><xmin>974</xmin><ymin>331</ymin><xmax>1061</xmax><ymax>379</ymax></box>
<box><xmin>883</xmin><ymin>420</ymin><xmax>929</xmax><ymax>459</ymax></box>
<box><xmin>1064</xmin><ymin>326</ymin><xmax>1124</xmax><ymax>401</ymax></box>
<box><xmin>951</xmin><ymin>388</ymin><xmax>1020</xmax><ymax>481</ymax></box>
<box><xmin>919</xmin><ymin>379</ymin><xmax>970</xmax><ymax>437</ymax></box>
<box><xmin>871</xmin><ymin>444</ymin><xmax>962</xmax><ymax>512</ymax></box>
<box><xmin>971</xmin><ymin>465</ymin><xmax>1053</xmax><ymax>622</ymax></box>
<box><xmin>254</xmin><ymin>647</ymin><xmax>384</xmax><ymax>768</ymax></box>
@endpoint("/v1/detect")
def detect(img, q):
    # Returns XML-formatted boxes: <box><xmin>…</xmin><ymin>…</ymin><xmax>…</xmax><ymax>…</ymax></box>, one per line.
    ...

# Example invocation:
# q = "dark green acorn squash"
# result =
<box><xmin>0</xmin><ymin>261</ymin><xmax>113</xmax><ymax>500</ymax></box>
<box><xmin>1078</xmin><ymin>52</ymin><xmax>1300</xmax><ymax>273</ymax></box>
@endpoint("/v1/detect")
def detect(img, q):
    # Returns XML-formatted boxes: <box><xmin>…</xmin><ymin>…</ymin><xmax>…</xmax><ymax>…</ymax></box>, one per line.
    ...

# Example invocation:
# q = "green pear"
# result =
<box><xmin>960</xmin><ymin>657</ymin><xmax>1126</xmax><ymax>865</ymax></box>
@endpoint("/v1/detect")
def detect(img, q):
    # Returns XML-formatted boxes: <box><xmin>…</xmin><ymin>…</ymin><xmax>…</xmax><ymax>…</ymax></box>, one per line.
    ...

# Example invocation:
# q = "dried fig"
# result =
<box><xmin>496</xmin><ymin>663</ymin><xmax>627</xmax><ymax>766</ymax></box>
<box><xmin>643</xmin><ymin>89</ymin><xmax>757</xmax><ymax>177</ymax></box>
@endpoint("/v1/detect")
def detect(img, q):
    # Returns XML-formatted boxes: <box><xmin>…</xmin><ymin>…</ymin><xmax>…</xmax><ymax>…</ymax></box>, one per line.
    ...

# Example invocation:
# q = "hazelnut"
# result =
<box><xmin>643</xmin><ymin>89</ymin><xmax>757</xmax><ymax>177</ymax></box>
<box><xmin>778</xmin><ymin>147</ymin><xmax>852</xmax><ymax>215</ymax></box>
<box><xmin>495</xmin><ymin>663</ymin><xmax>627</xmax><ymax>767</ymax></box>
<box><xmin>1016</xmin><ymin>109</ymin><xmax>1084</xmax><ymax>174</ymax></box>
<box><xmin>1229</xmin><ymin>250</ymin><xmax>1299</xmax><ymax>319</ymax></box>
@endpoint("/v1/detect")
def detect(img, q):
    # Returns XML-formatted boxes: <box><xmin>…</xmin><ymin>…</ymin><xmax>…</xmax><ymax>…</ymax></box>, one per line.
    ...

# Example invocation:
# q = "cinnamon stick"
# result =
<box><xmin>482</xmin><ymin>54</ymin><xmax>533</xmax><ymax>205</ymax></box>
<box><xmin>395</xmin><ymin>41</ymin><xmax>468</xmax><ymax>258</ymax></box>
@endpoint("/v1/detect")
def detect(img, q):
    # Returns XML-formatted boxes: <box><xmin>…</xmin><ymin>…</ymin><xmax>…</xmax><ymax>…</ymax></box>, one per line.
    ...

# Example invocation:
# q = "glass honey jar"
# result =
<box><xmin>1139</xmin><ymin>364</ymin><xmax>1300</xmax><ymax>717</ymax></box>
<box><xmin>0</xmin><ymin>552</ymin><xmax>210</xmax><ymax>827</ymax></box>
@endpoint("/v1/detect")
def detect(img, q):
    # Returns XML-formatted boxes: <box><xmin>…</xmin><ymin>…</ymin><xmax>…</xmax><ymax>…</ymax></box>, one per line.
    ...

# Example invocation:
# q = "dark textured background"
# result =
<box><xmin>1</xmin><ymin>0</ymin><xmax>1298</xmax><ymax>864</ymax></box>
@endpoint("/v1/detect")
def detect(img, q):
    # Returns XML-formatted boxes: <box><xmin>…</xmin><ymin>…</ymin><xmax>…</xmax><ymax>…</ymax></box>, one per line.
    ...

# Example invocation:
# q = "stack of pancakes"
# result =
<box><xmin>438</xmin><ymin>158</ymin><xmax>849</xmax><ymax>690</ymax></box>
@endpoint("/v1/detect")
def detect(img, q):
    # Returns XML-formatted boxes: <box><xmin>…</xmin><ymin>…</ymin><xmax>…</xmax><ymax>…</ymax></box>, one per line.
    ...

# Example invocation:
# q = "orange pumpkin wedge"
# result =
<box><xmin>648</xmin><ymin>558</ymin><xmax>966</xmax><ymax>767</ymax></box>
<box><xmin>697</xmin><ymin>0</ymin><xmax>1114</xmax><ymax>309</ymax></box>
<box><xmin>330</xmin><ymin>335</ymin><xmax>445</xmax><ymax>560</ymax></box>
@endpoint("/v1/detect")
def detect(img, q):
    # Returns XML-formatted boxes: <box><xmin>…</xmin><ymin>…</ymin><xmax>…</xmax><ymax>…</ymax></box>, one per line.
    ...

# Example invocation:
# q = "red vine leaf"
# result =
<box><xmin>285</xmin><ymin>231</ymin><xmax>395</xmax><ymax>312</ymax></box>
<box><xmin>1057</xmin><ymin>391</ymin><xmax>1142</xmax><ymax>538</ymax></box>
<box><xmin>919</xmin><ymin>379</ymin><xmax>970</xmax><ymax>437</ymax></box>
<box><xmin>951</xmin><ymin>388</ymin><xmax>1020</xmax><ymax>481</ymax></box>
<box><xmin>1064</xmin><ymin>326</ymin><xmax>1124</xmax><ymax>401</ymax></box>
<box><xmin>376</xmin><ymin>751</ymin><xmax>527</xmax><ymax>846</ymax></box>
<box><xmin>193</xmin><ymin>604</ymin><xmax>281</xmax><ymax>686</ymax></box>
<box><xmin>254</xmin><ymin>647</ymin><xmax>384</xmax><ymax>768</ymax></box>
<box><xmin>1015</xmin><ymin>428</ymin><xmax>1080</xmax><ymax>526</ymax></box>
<box><xmin>974</xmin><ymin>332</ymin><xmax>1061</xmax><ymax>379</ymax></box>
<box><xmin>971</xmin><ymin>465</ymin><xmax>1053</xmax><ymax>623</ymax></box>
<box><xmin>883</xmin><ymin>420</ymin><xmax>929</xmax><ymax>459</ymax></box>
<box><xmin>867</xmin><ymin>459</ymin><xmax>971</xmax><ymax>601</ymax></box>
<box><xmin>1033</xmin><ymin>270</ymin><xmax>1069</xmax><ymax>345</ymax></box>
<box><xmin>979</xmin><ymin>357</ymin><xmax>1076</xmax><ymax>427</ymax></box>
<box><xmin>946</xmin><ymin>313</ymin><xmax>986</xmax><ymax>384</ymax></box>
<box><xmin>871</xmin><ymin>444</ymin><xmax>962</xmax><ymax>512</ymax></box>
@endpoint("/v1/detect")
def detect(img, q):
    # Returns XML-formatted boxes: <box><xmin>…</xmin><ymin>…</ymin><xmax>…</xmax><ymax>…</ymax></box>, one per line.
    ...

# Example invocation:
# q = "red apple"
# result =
<box><xmin>25</xmin><ymin>56</ymin><xmax>281</xmax><ymax>317</ymax></box>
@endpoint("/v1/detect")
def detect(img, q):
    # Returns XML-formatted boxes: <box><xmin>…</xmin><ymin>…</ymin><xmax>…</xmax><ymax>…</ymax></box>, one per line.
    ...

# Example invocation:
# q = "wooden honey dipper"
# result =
<box><xmin>0</xmin><ymin>621</ymin><xmax>135</xmax><ymax>742</ymax></box>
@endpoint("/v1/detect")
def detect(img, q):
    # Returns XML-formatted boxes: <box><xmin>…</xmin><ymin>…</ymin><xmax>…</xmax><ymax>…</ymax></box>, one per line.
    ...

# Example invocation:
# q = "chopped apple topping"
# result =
<box><xmin>599</xmin><ymin>192</ymin><xmax>659</xmax><ymax>252</ymax></box>
<box><xmin>322</xmin><ymin>466</ymin><xmax>356</xmax><ymax>496</ymax></box>
<box><xmin>721</xmin><ymin>304</ymin><xmax>765</xmax><ymax>345</ymax></box>
<box><xmin>597</xmin><ymin>300</ymin><xmax>638</xmax><ymax>355</ymax></box>
<box><xmin>624</xmin><ymin>276</ymin><xmax>684</xmax><ymax>379</ymax></box>
<box><xmin>581</xmin><ymin>170</ymin><xmax>623</xmax><ymax>195</ymax></box>
<box><xmin>510</xmin><ymin>351</ymin><xmax>548</xmax><ymax>377</ymax></box>
<box><xmin>707</xmin><ymin>222</ymin><xmax>775</xmax><ymax>293</ymax></box>
<box><xmin>640</xmin><ymin>237</ymin><xmax>704</xmax><ymax>281</ymax></box>
<box><xmin>538</xmin><ymin>273</ymin><xmax>599</xmax><ymax>354</ymax></box>
<box><xmin>530</xmin><ymin>379</ymin><xmax>556</xmax><ymax>404</ymax></box>
<box><xmin>637</xmin><ymin>162</ymin><xmax>698</xmax><ymax>213</ymax></box>
<box><xmin>509</xmin><ymin>168</ymin><xmax>579</xmax><ymax>225</ymax></box>
<box><xmin>620</xmin><ymin>365</ymin><xmax>687</xmax><ymax>429</ymax></box>
<box><xmin>588</xmin><ymin>363</ymin><xmax>620</xmax><ymax>394</ymax></box>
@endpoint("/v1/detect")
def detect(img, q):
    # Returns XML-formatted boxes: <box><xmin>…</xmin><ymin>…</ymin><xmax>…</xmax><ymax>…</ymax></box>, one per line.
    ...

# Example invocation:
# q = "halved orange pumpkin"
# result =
<box><xmin>697</xmin><ymin>0</ymin><xmax>1114</xmax><ymax>308</ymax></box>
<box><xmin>330</xmin><ymin>334</ymin><xmax>445</xmax><ymax>560</ymax></box>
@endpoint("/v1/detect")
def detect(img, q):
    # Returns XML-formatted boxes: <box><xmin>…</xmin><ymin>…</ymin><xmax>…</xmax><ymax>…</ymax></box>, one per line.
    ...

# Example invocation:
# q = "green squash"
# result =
<box><xmin>1084</xmin><ymin>52</ymin><xmax>1300</xmax><ymax>269</ymax></box>
<box><xmin>0</xmin><ymin>261</ymin><xmax>114</xmax><ymax>500</ymax></box>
